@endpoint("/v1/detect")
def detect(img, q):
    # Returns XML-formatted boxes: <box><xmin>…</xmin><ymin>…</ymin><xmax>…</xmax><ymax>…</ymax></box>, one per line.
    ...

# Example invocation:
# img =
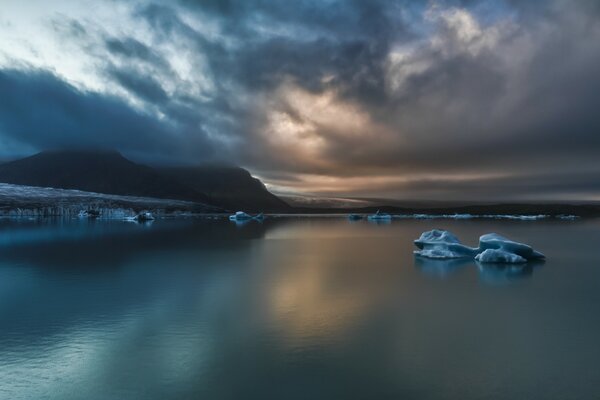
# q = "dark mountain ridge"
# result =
<box><xmin>158</xmin><ymin>165</ymin><xmax>290</xmax><ymax>212</ymax></box>
<box><xmin>0</xmin><ymin>150</ymin><xmax>289</xmax><ymax>212</ymax></box>
<box><xmin>0</xmin><ymin>149</ymin><xmax>207</xmax><ymax>202</ymax></box>
<box><xmin>0</xmin><ymin>150</ymin><xmax>597</xmax><ymax>216</ymax></box>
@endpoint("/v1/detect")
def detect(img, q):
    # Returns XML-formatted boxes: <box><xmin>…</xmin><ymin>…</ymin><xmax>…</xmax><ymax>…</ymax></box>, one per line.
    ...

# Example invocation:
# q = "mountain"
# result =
<box><xmin>0</xmin><ymin>150</ymin><xmax>208</xmax><ymax>203</ymax></box>
<box><xmin>159</xmin><ymin>165</ymin><xmax>290</xmax><ymax>212</ymax></box>
<box><xmin>0</xmin><ymin>150</ymin><xmax>290</xmax><ymax>212</ymax></box>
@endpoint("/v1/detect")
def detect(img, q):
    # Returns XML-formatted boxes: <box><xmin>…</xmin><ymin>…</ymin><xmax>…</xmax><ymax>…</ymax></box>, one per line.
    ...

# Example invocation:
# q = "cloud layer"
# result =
<box><xmin>0</xmin><ymin>0</ymin><xmax>599</xmax><ymax>200</ymax></box>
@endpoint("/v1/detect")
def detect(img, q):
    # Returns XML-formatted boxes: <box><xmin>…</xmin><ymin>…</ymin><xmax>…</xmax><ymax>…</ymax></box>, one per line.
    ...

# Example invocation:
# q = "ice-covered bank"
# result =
<box><xmin>0</xmin><ymin>183</ymin><xmax>217</xmax><ymax>218</ymax></box>
<box><xmin>414</xmin><ymin>229</ymin><xmax>545</xmax><ymax>263</ymax></box>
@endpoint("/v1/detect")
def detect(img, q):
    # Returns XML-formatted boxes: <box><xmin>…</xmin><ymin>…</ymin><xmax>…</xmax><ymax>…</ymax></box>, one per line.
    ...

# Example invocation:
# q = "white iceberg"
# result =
<box><xmin>414</xmin><ymin>230</ymin><xmax>545</xmax><ymax>263</ymax></box>
<box><xmin>477</xmin><ymin>233</ymin><xmax>545</xmax><ymax>261</ymax></box>
<box><xmin>475</xmin><ymin>249</ymin><xmax>526</xmax><ymax>264</ymax></box>
<box><xmin>413</xmin><ymin>229</ymin><xmax>478</xmax><ymax>259</ymax></box>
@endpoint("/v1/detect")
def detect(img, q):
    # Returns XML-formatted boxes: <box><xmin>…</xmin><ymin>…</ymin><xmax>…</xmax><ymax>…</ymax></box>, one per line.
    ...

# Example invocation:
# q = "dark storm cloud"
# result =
<box><xmin>0</xmin><ymin>68</ymin><xmax>214</xmax><ymax>161</ymax></box>
<box><xmin>148</xmin><ymin>0</ymin><xmax>600</xmax><ymax>177</ymax></box>
<box><xmin>348</xmin><ymin>169</ymin><xmax>600</xmax><ymax>201</ymax></box>
<box><xmin>104</xmin><ymin>37</ymin><xmax>173</xmax><ymax>74</ymax></box>
<box><xmin>107</xmin><ymin>66</ymin><xmax>169</xmax><ymax>104</ymax></box>
<box><xmin>139</xmin><ymin>0</ymin><xmax>410</xmax><ymax>94</ymax></box>
<box><xmin>3</xmin><ymin>0</ymin><xmax>600</xmax><ymax>200</ymax></box>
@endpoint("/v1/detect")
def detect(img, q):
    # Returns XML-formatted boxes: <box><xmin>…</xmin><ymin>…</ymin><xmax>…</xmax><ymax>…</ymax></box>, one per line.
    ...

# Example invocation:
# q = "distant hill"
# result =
<box><xmin>0</xmin><ymin>150</ymin><xmax>290</xmax><ymax>212</ymax></box>
<box><xmin>0</xmin><ymin>150</ymin><xmax>207</xmax><ymax>202</ymax></box>
<box><xmin>159</xmin><ymin>165</ymin><xmax>290</xmax><ymax>212</ymax></box>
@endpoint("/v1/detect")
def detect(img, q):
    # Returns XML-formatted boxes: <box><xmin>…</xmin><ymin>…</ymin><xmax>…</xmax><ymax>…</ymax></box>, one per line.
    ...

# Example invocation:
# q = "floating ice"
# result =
<box><xmin>413</xmin><ymin>229</ymin><xmax>478</xmax><ymax>259</ymax></box>
<box><xmin>229</xmin><ymin>211</ymin><xmax>252</xmax><ymax>221</ymax></box>
<box><xmin>478</xmin><ymin>233</ymin><xmax>545</xmax><ymax>261</ymax></box>
<box><xmin>414</xmin><ymin>230</ymin><xmax>545</xmax><ymax>263</ymax></box>
<box><xmin>403</xmin><ymin>214</ymin><xmax>548</xmax><ymax>220</ymax></box>
<box><xmin>556</xmin><ymin>214</ymin><xmax>579</xmax><ymax>220</ymax></box>
<box><xmin>368</xmin><ymin>210</ymin><xmax>392</xmax><ymax>220</ymax></box>
<box><xmin>475</xmin><ymin>249</ymin><xmax>526</xmax><ymax>264</ymax></box>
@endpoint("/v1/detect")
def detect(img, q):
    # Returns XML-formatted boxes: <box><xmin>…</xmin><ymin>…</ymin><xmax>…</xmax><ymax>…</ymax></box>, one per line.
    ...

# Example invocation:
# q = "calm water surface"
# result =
<box><xmin>0</xmin><ymin>217</ymin><xmax>599</xmax><ymax>399</ymax></box>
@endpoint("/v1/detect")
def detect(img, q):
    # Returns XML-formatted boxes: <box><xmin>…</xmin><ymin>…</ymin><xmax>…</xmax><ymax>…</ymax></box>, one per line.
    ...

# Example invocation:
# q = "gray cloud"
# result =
<box><xmin>1</xmin><ymin>0</ymin><xmax>600</xmax><ymax>200</ymax></box>
<box><xmin>0</xmin><ymin>68</ymin><xmax>215</xmax><ymax>163</ymax></box>
<box><xmin>107</xmin><ymin>65</ymin><xmax>169</xmax><ymax>104</ymax></box>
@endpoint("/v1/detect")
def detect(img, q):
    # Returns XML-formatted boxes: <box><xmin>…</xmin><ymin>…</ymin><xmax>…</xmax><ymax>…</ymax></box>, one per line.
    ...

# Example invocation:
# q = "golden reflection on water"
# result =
<box><xmin>269</xmin><ymin>246</ymin><xmax>367</xmax><ymax>343</ymax></box>
<box><xmin>262</xmin><ymin>221</ymin><xmax>409</xmax><ymax>345</ymax></box>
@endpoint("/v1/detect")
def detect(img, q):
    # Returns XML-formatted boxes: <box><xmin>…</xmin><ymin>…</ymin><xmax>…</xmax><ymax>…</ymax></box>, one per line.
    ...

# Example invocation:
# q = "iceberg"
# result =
<box><xmin>475</xmin><ymin>249</ymin><xmax>526</xmax><ymax>264</ymax></box>
<box><xmin>413</xmin><ymin>229</ymin><xmax>478</xmax><ymax>259</ymax></box>
<box><xmin>413</xmin><ymin>230</ymin><xmax>545</xmax><ymax>263</ymax></box>
<box><xmin>478</xmin><ymin>233</ymin><xmax>545</xmax><ymax>261</ymax></box>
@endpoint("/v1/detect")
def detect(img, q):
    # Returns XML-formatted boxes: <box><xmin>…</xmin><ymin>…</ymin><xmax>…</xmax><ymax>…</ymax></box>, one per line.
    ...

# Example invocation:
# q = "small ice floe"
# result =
<box><xmin>475</xmin><ymin>249</ymin><xmax>527</xmax><ymax>264</ymax></box>
<box><xmin>414</xmin><ymin>230</ymin><xmax>545</xmax><ymax>264</ymax></box>
<box><xmin>555</xmin><ymin>214</ymin><xmax>579</xmax><ymax>220</ymax></box>
<box><xmin>368</xmin><ymin>210</ymin><xmax>392</xmax><ymax>221</ymax></box>
<box><xmin>477</xmin><ymin>233</ymin><xmax>545</xmax><ymax>262</ymax></box>
<box><xmin>494</xmin><ymin>214</ymin><xmax>548</xmax><ymax>221</ymax></box>
<box><xmin>411</xmin><ymin>214</ymin><xmax>475</xmax><ymax>220</ymax></box>
<box><xmin>78</xmin><ymin>209</ymin><xmax>100</xmax><ymax>219</ymax></box>
<box><xmin>229</xmin><ymin>211</ymin><xmax>252</xmax><ymax>221</ymax></box>
<box><xmin>133</xmin><ymin>211</ymin><xmax>155</xmax><ymax>222</ymax></box>
<box><xmin>390</xmin><ymin>214</ymin><xmax>549</xmax><ymax>220</ymax></box>
<box><xmin>348</xmin><ymin>214</ymin><xmax>363</xmax><ymax>221</ymax></box>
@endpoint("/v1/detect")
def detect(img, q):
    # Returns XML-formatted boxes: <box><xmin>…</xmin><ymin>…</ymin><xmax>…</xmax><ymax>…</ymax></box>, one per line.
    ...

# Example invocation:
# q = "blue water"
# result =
<box><xmin>0</xmin><ymin>217</ymin><xmax>599</xmax><ymax>399</ymax></box>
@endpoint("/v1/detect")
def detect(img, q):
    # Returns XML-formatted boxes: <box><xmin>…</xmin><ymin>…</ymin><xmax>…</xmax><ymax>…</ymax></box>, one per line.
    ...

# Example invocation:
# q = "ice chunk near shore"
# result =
<box><xmin>413</xmin><ymin>229</ymin><xmax>478</xmax><ymax>259</ymax></box>
<box><xmin>477</xmin><ymin>233</ymin><xmax>545</xmax><ymax>261</ymax></box>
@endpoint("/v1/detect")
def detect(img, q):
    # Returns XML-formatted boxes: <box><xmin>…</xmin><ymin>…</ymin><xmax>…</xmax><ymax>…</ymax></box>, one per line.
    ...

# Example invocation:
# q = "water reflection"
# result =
<box><xmin>476</xmin><ymin>262</ymin><xmax>542</xmax><ymax>285</ymax></box>
<box><xmin>263</xmin><ymin>237</ymin><xmax>395</xmax><ymax>345</ymax></box>
<box><xmin>368</xmin><ymin>219</ymin><xmax>391</xmax><ymax>225</ymax></box>
<box><xmin>0</xmin><ymin>218</ymin><xmax>280</xmax><ymax>268</ymax></box>
<box><xmin>0</xmin><ymin>217</ymin><xmax>599</xmax><ymax>400</ymax></box>
<box><xmin>414</xmin><ymin>256</ymin><xmax>472</xmax><ymax>278</ymax></box>
<box><xmin>414</xmin><ymin>255</ymin><xmax>542</xmax><ymax>284</ymax></box>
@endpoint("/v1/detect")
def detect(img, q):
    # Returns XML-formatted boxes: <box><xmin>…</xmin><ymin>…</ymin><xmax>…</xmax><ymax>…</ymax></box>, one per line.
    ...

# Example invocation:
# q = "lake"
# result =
<box><xmin>0</xmin><ymin>217</ymin><xmax>599</xmax><ymax>400</ymax></box>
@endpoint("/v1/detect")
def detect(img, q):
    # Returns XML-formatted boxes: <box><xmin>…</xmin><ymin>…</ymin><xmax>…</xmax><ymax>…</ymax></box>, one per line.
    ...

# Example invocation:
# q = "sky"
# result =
<box><xmin>0</xmin><ymin>0</ymin><xmax>599</xmax><ymax>201</ymax></box>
